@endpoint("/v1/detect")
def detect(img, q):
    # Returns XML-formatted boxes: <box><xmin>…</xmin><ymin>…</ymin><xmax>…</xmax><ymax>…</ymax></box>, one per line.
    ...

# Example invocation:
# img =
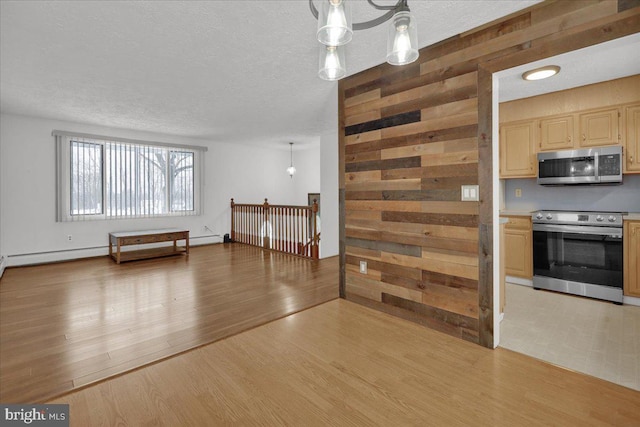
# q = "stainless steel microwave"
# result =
<box><xmin>537</xmin><ymin>146</ymin><xmax>623</xmax><ymax>185</ymax></box>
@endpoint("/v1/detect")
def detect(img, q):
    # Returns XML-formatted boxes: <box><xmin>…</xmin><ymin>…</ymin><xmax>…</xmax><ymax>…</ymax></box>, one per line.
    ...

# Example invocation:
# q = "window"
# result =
<box><xmin>55</xmin><ymin>131</ymin><xmax>205</xmax><ymax>221</ymax></box>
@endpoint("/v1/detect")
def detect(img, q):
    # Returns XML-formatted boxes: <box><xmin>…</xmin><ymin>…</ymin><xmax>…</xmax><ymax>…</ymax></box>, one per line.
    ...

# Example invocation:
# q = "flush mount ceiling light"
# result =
<box><xmin>287</xmin><ymin>142</ymin><xmax>296</xmax><ymax>178</ymax></box>
<box><xmin>522</xmin><ymin>65</ymin><xmax>561</xmax><ymax>81</ymax></box>
<box><xmin>310</xmin><ymin>0</ymin><xmax>419</xmax><ymax>81</ymax></box>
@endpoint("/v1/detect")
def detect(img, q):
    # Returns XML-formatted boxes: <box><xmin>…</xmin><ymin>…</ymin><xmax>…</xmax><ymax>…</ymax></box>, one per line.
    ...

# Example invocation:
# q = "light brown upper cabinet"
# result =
<box><xmin>578</xmin><ymin>107</ymin><xmax>620</xmax><ymax>147</ymax></box>
<box><xmin>539</xmin><ymin>115</ymin><xmax>574</xmax><ymax>151</ymax></box>
<box><xmin>499</xmin><ymin>120</ymin><xmax>536</xmax><ymax>178</ymax></box>
<box><xmin>624</xmin><ymin>104</ymin><xmax>640</xmax><ymax>173</ymax></box>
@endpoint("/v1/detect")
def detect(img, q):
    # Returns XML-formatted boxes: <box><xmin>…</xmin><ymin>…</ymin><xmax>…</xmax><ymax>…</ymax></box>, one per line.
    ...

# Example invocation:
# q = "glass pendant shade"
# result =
<box><xmin>386</xmin><ymin>10</ymin><xmax>419</xmax><ymax>66</ymax></box>
<box><xmin>317</xmin><ymin>0</ymin><xmax>352</xmax><ymax>46</ymax></box>
<box><xmin>287</xmin><ymin>142</ymin><xmax>296</xmax><ymax>177</ymax></box>
<box><xmin>318</xmin><ymin>45</ymin><xmax>346</xmax><ymax>81</ymax></box>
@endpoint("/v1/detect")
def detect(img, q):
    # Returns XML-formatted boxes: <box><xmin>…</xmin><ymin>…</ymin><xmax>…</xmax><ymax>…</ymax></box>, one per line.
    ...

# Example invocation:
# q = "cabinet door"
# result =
<box><xmin>579</xmin><ymin>108</ymin><xmax>620</xmax><ymax>147</ymax></box>
<box><xmin>504</xmin><ymin>228</ymin><xmax>532</xmax><ymax>279</ymax></box>
<box><xmin>624</xmin><ymin>221</ymin><xmax>640</xmax><ymax>297</ymax></box>
<box><xmin>540</xmin><ymin>115</ymin><xmax>574</xmax><ymax>151</ymax></box>
<box><xmin>503</xmin><ymin>216</ymin><xmax>532</xmax><ymax>279</ymax></box>
<box><xmin>625</xmin><ymin>104</ymin><xmax>640</xmax><ymax>173</ymax></box>
<box><xmin>500</xmin><ymin>121</ymin><xmax>536</xmax><ymax>178</ymax></box>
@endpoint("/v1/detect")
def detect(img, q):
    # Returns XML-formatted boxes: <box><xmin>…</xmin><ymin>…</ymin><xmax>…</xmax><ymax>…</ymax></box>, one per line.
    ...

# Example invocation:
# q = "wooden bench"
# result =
<box><xmin>109</xmin><ymin>229</ymin><xmax>189</xmax><ymax>264</ymax></box>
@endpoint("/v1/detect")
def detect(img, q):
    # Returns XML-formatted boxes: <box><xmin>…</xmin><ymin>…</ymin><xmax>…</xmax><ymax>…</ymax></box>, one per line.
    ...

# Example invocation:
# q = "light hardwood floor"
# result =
<box><xmin>0</xmin><ymin>244</ymin><xmax>339</xmax><ymax>403</ymax></box>
<box><xmin>48</xmin><ymin>299</ymin><xmax>640</xmax><ymax>426</ymax></box>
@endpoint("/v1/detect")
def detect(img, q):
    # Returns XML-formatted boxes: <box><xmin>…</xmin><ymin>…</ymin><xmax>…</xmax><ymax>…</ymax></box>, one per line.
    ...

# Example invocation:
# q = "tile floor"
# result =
<box><xmin>500</xmin><ymin>282</ymin><xmax>640</xmax><ymax>391</ymax></box>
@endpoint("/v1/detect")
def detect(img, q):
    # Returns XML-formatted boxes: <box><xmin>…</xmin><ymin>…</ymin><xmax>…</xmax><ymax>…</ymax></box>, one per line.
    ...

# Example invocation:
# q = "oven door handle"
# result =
<box><xmin>533</xmin><ymin>223</ymin><xmax>622</xmax><ymax>237</ymax></box>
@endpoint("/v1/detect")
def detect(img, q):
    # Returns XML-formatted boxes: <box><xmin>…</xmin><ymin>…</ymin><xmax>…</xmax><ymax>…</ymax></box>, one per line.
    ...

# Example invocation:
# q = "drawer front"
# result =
<box><xmin>162</xmin><ymin>232</ymin><xmax>188</xmax><ymax>241</ymax></box>
<box><xmin>502</xmin><ymin>216</ymin><xmax>531</xmax><ymax>231</ymax></box>
<box><xmin>119</xmin><ymin>232</ymin><xmax>187</xmax><ymax>245</ymax></box>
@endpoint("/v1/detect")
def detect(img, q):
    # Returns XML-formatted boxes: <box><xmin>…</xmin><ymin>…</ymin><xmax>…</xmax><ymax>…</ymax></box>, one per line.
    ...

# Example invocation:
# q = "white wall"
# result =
<box><xmin>0</xmin><ymin>113</ymin><xmax>321</xmax><ymax>265</ymax></box>
<box><xmin>320</xmin><ymin>129</ymin><xmax>339</xmax><ymax>259</ymax></box>
<box><xmin>291</xmin><ymin>141</ymin><xmax>321</xmax><ymax>207</ymax></box>
<box><xmin>0</xmin><ymin>120</ymin><xmax>5</xmax><ymax>277</ymax></box>
<box><xmin>504</xmin><ymin>176</ymin><xmax>640</xmax><ymax>212</ymax></box>
<box><xmin>210</xmin><ymin>141</ymin><xmax>320</xmax><ymax>222</ymax></box>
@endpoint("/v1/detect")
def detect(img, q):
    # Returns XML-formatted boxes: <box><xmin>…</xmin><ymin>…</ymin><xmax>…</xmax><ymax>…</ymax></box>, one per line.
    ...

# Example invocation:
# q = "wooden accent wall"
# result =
<box><xmin>339</xmin><ymin>0</ymin><xmax>640</xmax><ymax>347</ymax></box>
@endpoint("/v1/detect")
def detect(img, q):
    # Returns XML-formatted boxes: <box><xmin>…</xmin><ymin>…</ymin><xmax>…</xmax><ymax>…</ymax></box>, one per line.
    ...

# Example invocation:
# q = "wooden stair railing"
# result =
<box><xmin>230</xmin><ymin>198</ymin><xmax>320</xmax><ymax>259</ymax></box>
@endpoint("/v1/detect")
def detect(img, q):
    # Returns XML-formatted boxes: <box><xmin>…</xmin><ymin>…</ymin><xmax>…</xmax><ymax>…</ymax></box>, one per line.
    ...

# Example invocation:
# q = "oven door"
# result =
<box><xmin>532</xmin><ymin>223</ymin><xmax>623</xmax><ymax>302</ymax></box>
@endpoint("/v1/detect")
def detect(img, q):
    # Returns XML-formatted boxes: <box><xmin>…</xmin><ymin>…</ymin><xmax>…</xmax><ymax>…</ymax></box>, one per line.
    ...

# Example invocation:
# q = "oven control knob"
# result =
<box><xmin>596</xmin><ymin>215</ymin><xmax>604</xmax><ymax>222</ymax></box>
<box><xmin>546</xmin><ymin>214</ymin><xmax>553</xmax><ymax>220</ymax></box>
<box><xmin>536</xmin><ymin>213</ymin><xmax>543</xmax><ymax>220</ymax></box>
<box><xmin>608</xmin><ymin>215</ymin><xmax>616</xmax><ymax>222</ymax></box>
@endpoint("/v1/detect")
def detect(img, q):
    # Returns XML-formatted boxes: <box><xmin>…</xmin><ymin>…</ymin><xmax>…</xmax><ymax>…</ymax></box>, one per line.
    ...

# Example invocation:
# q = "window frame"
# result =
<box><xmin>55</xmin><ymin>131</ymin><xmax>206</xmax><ymax>222</ymax></box>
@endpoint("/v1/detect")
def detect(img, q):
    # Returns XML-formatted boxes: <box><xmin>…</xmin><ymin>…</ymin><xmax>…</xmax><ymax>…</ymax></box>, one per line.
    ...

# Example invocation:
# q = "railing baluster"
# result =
<box><xmin>304</xmin><ymin>208</ymin><xmax>309</xmax><ymax>256</ymax></box>
<box><xmin>278</xmin><ymin>207</ymin><xmax>282</xmax><ymax>251</ymax></box>
<box><xmin>296</xmin><ymin>208</ymin><xmax>300</xmax><ymax>255</ymax></box>
<box><xmin>288</xmin><ymin>207</ymin><xmax>292</xmax><ymax>254</ymax></box>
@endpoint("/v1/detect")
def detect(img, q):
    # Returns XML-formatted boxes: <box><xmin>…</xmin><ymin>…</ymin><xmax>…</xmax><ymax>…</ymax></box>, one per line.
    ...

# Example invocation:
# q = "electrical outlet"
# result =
<box><xmin>515</xmin><ymin>188</ymin><xmax>522</xmax><ymax>198</ymax></box>
<box><xmin>359</xmin><ymin>261</ymin><xmax>367</xmax><ymax>274</ymax></box>
<box><xmin>67</xmin><ymin>235</ymin><xmax>72</xmax><ymax>241</ymax></box>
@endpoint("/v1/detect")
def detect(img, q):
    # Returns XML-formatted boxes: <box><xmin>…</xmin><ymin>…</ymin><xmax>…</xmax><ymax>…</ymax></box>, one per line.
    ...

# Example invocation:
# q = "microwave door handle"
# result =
<box><xmin>594</xmin><ymin>152</ymin><xmax>600</xmax><ymax>181</ymax></box>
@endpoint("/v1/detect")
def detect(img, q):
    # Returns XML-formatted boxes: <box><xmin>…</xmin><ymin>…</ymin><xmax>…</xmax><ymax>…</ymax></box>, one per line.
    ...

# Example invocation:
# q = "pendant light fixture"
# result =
<box><xmin>319</xmin><ymin>45</ymin><xmax>346</xmax><ymax>81</ymax></box>
<box><xmin>386</xmin><ymin>9</ymin><xmax>418</xmax><ymax>66</ymax></box>
<box><xmin>317</xmin><ymin>0</ymin><xmax>352</xmax><ymax>46</ymax></box>
<box><xmin>310</xmin><ymin>0</ymin><xmax>419</xmax><ymax>81</ymax></box>
<box><xmin>286</xmin><ymin>142</ymin><xmax>296</xmax><ymax>178</ymax></box>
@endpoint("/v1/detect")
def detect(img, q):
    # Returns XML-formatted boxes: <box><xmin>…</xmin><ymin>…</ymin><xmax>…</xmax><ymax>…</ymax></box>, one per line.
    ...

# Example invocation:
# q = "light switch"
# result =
<box><xmin>461</xmin><ymin>185</ymin><xmax>479</xmax><ymax>201</ymax></box>
<box><xmin>515</xmin><ymin>188</ymin><xmax>522</xmax><ymax>198</ymax></box>
<box><xmin>359</xmin><ymin>261</ymin><xmax>367</xmax><ymax>274</ymax></box>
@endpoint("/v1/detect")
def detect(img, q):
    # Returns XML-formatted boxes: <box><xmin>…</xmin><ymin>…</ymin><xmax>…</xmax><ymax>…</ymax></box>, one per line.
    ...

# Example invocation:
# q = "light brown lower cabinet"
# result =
<box><xmin>624</xmin><ymin>220</ymin><xmax>640</xmax><ymax>297</ymax></box>
<box><xmin>502</xmin><ymin>215</ymin><xmax>533</xmax><ymax>279</ymax></box>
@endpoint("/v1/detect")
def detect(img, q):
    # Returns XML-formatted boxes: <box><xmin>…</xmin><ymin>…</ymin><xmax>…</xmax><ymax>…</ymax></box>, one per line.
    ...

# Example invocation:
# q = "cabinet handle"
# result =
<box><xmin>582</xmin><ymin>134</ymin><xmax>586</xmax><ymax>141</ymax></box>
<box><xmin>631</xmin><ymin>155</ymin><xmax>634</xmax><ymax>164</ymax></box>
<box><xmin>568</xmin><ymin>136</ymin><xmax>572</xmax><ymax>142</ymax></box>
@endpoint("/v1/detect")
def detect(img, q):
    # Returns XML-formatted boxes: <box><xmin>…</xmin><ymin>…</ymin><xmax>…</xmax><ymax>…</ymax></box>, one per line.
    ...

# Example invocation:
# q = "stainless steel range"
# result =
<box><xmin>532</xmin><ymin>210</ymin><xmax>624</xmax><ymax>304</ymax></box>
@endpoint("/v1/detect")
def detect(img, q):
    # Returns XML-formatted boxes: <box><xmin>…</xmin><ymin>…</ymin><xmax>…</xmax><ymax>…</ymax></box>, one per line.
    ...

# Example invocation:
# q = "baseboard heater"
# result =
<box><xmin>4</xmin><ymin>235</ymin><xmax>222</xmax><ymax>268</ymax></box>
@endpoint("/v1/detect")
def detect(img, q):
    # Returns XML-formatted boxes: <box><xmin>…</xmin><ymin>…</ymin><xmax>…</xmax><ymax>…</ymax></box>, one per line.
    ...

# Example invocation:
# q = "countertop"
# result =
<box><xmin>500</xmin><ymin>210</ymin><xmax>532</xmax><ymax>217</ymax></box>
<box><xmin>500</xmin><ymin>211</ymin><xmax>640</xmax><ymax>220</ymax></box>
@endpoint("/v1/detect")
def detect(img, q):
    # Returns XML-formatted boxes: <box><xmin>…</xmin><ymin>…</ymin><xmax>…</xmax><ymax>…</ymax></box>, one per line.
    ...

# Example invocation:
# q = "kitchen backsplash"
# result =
<box><xmin>504</xmin><ymin>175</ymin><xmax>640</xmax><ymax>213</ymax></box>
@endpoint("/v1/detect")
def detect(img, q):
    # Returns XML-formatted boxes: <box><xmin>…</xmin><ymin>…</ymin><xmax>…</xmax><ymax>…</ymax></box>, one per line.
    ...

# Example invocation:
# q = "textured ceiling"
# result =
<box><xmin>498</xmin><ymin>33</ymin><xmax>640</xmax><ymax>103</ymax></box>
<box><xmin>1</xmin><ymin>0</ymin><xmax>553</xmax><ymax>148</ymax></box>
